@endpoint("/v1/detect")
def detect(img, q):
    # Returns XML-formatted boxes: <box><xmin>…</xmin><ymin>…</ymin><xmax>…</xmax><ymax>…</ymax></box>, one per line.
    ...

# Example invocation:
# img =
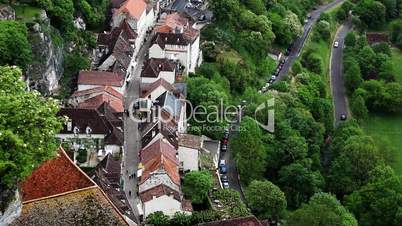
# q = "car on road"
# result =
<box><xmin>220</xmin><ymin>165</ymin><xmax>227</xmax><ymax>174</ymax></box>
<box><xmin>221</xmin><ymin>138</ymin><xmax>228</xmax><ymax>145</ymax></box>
<box><xmin>304</xmin><ymin>19</ymin><xmax>309</xmax><ymax>24</ymax></box>
<box><xmin>261</xmin><ymin>86</ymin><xmax>268</xmax><ymax>92</ymax></box>
<box><xmin>221</xmin><ymin>175</ymin><xmax>228</xmax><ymax>182</ymax></box>
<box><xmin>221</xmin><ymin>144</ymin><xmax>228</xmax><ymax>152</ymax></box>
<box><xmin>334</xmin><ymin>41</ymin><xmax>339</xmax><ymax>48</ymax></box>
<box><xmin>340</xmin><ymin>114</ymin><xmax>347</xmax><ymax>121</ymax></box>
<box><xmin>220</xmin><ymin>159</ymin><xmax>226</xmax><ymax>167</ymax></box>
<box><xmin>268</xmin><ymin>79</ymin><xmax>274</xmax><ymax>84</ymax></box>
<box><xmin>223</xmin><ymin>182</ymin><xmax>230</xmax><ymax>189</ymax></box>
<box><xmin>271</xmin><ymin>75</ymin><xmax>277</xmax><ymax>80</ymax></box>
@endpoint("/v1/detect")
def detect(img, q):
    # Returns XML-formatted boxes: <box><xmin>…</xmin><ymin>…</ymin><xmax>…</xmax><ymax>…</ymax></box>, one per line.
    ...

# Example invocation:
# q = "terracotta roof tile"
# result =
<box><xmin>140</xmin><ymin>78</ymin><xmax>175</xmax><ymax>98</ymax></box>
<box><xmin>71</xmin><ymin>86</ymin><xmax>123</xmax><ymax>99</ymax></box>
<box><xmin>139</xmin><ymin>184</ymin><xmax>180</xmax><ymax>203</ymax></box>
<box><xmin>12</xmin><ymin>187</ymin><xmax>129</xmax><ymax>226</ymax></box>
<box><xmin>78</xmin><ymin>71</ymin><xmax>124</xmax><ymax>87</ymax></box>
<box><xmin>115</xmin><ymin>0</ymin><xmax>147</xmax><ymax>20</ymax></box>
<box><xmin>78</xmin><ymin>94</ymin><xmax>124</xmax><ymax>112</ymax></box>
<box><xmin>366</xmin><ymin>32</ymin><xmax>389</xmax><ymax>44</ymax></box>
<box><xmin>20</xmin><ymin>148</ymin><xmax>95</xmax><ymax>202</ymax></box>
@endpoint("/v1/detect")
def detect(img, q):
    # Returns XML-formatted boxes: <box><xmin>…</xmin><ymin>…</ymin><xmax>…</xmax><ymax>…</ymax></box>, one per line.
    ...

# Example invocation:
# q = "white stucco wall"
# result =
<box><xmin>178</xmin><ymin>146</ymin><xmax>199</xmax><ymax>172</ymax></box>
<box><xmin>139</xmin><ymin>173</ymin><xmax>180</xmax><ymax>193</ymax></box>
<box><xmin>104</xmin><ymin>144</ymin><xmax>121</xmax><ymax>155</ymax></box>
<box><xmin>189</xmin><ymin>36</ymin><xmax>200</xmax><ymax>73</ymax></box>
<box><xmin>149</xmin><ymin>44</ymin><xmax>164</xmax><ymax>59</ymax></box>
<box><xmin>141</xmin><ymin>70</ymin><xmax>175</xmax><ymax>84</ymax></box>
<box><xmin>143</xmin><ymin>195</ymin><xmax>182</xmax><ymax>217</ymax></box>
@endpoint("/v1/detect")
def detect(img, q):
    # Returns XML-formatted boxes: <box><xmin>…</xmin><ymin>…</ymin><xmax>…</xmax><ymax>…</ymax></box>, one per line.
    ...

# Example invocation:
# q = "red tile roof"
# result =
<box><xmin>139</xmin><ymin>139</ymin><xmax>180</xmax><ymax>185</ymax></box>
<box><xmin>78</xmin><ymin>94</ymin><xmax>124</xmax><ymax>112</ymax></box>
<box><xmin>20</xmin><ymin>148</ymin><xmax>95</xmax><ymax>202</ymax></box>
<box><xmin>140</xmin><ymin>78</ymin><xmax>175</xmax><ymax>98</ymax></box>
<box><xmin>115</xmin><ymin>0</ymin><xmax>147</xmax><ymax>20</ymax></box>
<box><xmin>366</xmin><ymin>32</ymin><xmax>389</xmax><ymax>44</ymax></box>
<box><xmin>139</xmin><ymin>184</ymin><xmax>181</xmax><ymax>203</ymax></box>
<box><xmin>78</xmin><ymin>71</ymin><xmax>124</xmax><ymax>87</ymax></box>
<box><xmin>71</xmin><ymin>86</ymin><xmax>123</xmax><ymax>99</ymax></box>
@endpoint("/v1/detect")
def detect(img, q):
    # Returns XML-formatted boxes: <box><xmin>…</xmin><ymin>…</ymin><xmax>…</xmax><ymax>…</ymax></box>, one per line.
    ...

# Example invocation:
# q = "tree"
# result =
<box><xmin>350</xmin><ymin>94</ymin><xmax>368</xmax><ymax>121</ymax></box>
<box><xmin>283</xmin><ymin>10</ymin><xmax>303</xmax><ymax>38</ymax></box>
<box><xmin>301</xmin><ymin>49</ymin><xmax>323</xmax><ymax>75</ymax></box>
<box><xmin>183</xmin><ymin>171</ymin><xmax>213</xmax><ymax>204</ymax></box>
<box><xmin>316</xmin><ymin>20</ymin><xmax>331</xmax><ymax>40</ymax></box>
<box><xmin>209</xmin><ymin>0</ymin><xmax>240</xmax><ymax>22</ymax></box>
<box><xmin>170</xmin><ymin>212</ymin><xmax>193</xmax><ymax>226</ymax></box>
<box><xmin>231</xmin><ymin>117</ymin><xmax>267</xmax><ymax>184</ymax></box>
<box><xmin>344</xmin><ymin>32</ymin><xmax>356</xmax><ymax>48</ymax></box>
<box><xmin>286</xmin><ymin>193</ymin><xmax>358</xmax><ymax>226</ymax></box>
<box><xmin>244</xmin><ymin>0</ymin><xmax>267</xmax><ymax>15</ymax></box>
<box><xmin>245</xmin><ymin>180</ymin><xmax>287</xmax><ymax>219</ymax></box>
<box><xmin>0</xmin><ymin>21</ymin><xmax>32</xmax><ymax>69</ymax></box>
<box><xmin>0</xmin><ymin>66</ymin><xmax>62</xmax><ymax>208</ymax></box>
<box><xmin>390</xmin><ymin>20</ymin><xmax>402</xmax><ymax>49</ymax></box>
<box><xmin>278</xmin><ymin>162</ymin><xmax>324</xmax><ymax>209</ymax></box>
<box><xmin>344</xmin><ymin>58</ymin><xmax>363</xmax><ymax>93</ymax></box>
<box><xmin>357</xmin><ymin>46</ymin><xmax>377</xmax><ymax>78</ymax></box>
<box><xmin>146</xmin><ymin>211</ymin><xmax>170</xmax><ymax>226</ymax></box>
<box><xmin>355</xmin><ymin>0</ymin><xmax>386</xmax><ymax>28</ymax></box>
<box><xmin>328</xmin><ymin>135</ymin><xmax>382</xmax><ymax>196</ymax></box>
<box><xmin>346</xmin><ymin>167</ymin><xmax>402</xmax><ymax>226</ymax></box>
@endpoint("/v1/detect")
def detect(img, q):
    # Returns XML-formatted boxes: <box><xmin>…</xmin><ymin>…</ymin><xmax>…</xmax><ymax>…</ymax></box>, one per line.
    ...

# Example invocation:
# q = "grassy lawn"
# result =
<box><xmin>13</xmin><ymin>5</ymin><xmax>42</xmax><ymax>22</ymax></box>
<box><xmin>362</xmin><ymin>113</ymin><xmax>402</xmax><ymax>175</ymax></box>
<box><xmin>391</xmin><ymin>48</ymin><xmax>402</xmax><ymax>85</ymax></box>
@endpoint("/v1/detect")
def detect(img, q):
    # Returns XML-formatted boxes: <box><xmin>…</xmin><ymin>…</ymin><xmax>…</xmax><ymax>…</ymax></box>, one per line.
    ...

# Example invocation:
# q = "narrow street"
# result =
<box><xmin>330</xmin><ymin>22</ymin><xmax>352</xmax><ymax>124</ymax></box>
<box><xmin>122</xmin><ymin>37</ymin><xmax>152</xmax><ymax>222</ymax></box>
<box><xmin>277</xmin><ymin>0</ymin><xmax>344</xmax><ymax>80</ymax></box>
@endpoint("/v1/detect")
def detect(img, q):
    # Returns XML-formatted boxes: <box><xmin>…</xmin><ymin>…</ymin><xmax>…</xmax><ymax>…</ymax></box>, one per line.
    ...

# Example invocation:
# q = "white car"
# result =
<box><xmin>220</xmin><ymin>159</ymin><xmax>226</xmax><ymax>167</ymax></box>
<box><xmin>334</xmin><ymin>41</ymin><xmax>339</xmax><ymax>48</ymax></box>
<box><xmin>223</xmin><ymin>182</ymin><xmax>230</xmax><ymax>189</ymax></box>
<box><xmin>271</xmin><ymin>75</ymin><xmax>277</xmax><ymax>80</ymax></box>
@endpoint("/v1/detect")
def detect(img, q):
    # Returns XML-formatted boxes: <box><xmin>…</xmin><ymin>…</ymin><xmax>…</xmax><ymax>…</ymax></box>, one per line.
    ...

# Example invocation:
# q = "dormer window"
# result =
<box><xmin>73</xmin><ymin>126</ymin><xmax>80</xmax><ymax>136</ymax></box>
<box><xmin>67</xmin><ymin>119</ymin><xmax>72</xmax><ymax>131</ymax></box>
<box><xmin>86</xmin><ymin>126</ymin><xmax>92</xmax><ymax>137</ymax></box>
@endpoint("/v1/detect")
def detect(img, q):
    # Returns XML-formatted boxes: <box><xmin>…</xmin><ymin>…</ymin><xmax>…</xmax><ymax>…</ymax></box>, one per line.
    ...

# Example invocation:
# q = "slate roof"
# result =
<box><xmin>155</xmin><ymin>91</ymin><xmax>183</xmax><ymax>120</ymax></box>
<box><xmin>197</xmin><ymin>216</ymin><xmax>263</xmax><ymax>226</ymax></box>
<box><xmin>20</xmin><ymin>148</ymin><xmax>95</xmax><ymax>202</ymax></box>
<box><xmin>78</xmin><ymin>71</ymin><xmax>125</xmax><ymax>87</ymax></box>
<box><xmin>57</xmin><ymin>103</ymin><xmax>123</xmax><ymax>146</ymax></box>
<box><xmin>151</xmin><ymin>32</ymin><xmax>190</xmax><ymax>49</ymax></box>
<box><xmin>141</xmin><ymin>58</ymin><xmax>176</xmax><ymax>78</ymax></box>
<box><xmin>115</xmin><ymin>0</ymin><xmax>147</xmax><ymax>20</ymax></box>
<box><xmin>92</xmin><ymin>154</ymin><xmax>135</xmax><ymax>220</ymax></box>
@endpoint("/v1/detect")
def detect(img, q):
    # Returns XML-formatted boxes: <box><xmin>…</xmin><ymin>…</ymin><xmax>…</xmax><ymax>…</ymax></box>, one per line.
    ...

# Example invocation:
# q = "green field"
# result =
<box><xmin>391</xmin><ymin>48</ymin><xmax>402</xmax><ymax>84</ymax></box>
<box><xmin>362</xmin><ymin>113</ymin><xmax>402</xmax><ymax>174</ymax></box>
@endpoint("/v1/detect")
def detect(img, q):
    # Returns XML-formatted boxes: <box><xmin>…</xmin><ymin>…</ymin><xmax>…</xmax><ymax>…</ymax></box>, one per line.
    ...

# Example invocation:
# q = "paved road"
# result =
<box><xmin>330</xmin><ymin>22</ymin><xmax>352</xmax><ymax>124</ymax></box>
<box><xmin>277</xmin><ymin>0</ymin><xmax>344</xmax><ymax>81</ymax></box>
<box><xmin>122</xmin><ymin>36</ymin><xmax>151</xmax><ymax>223</ymax></box>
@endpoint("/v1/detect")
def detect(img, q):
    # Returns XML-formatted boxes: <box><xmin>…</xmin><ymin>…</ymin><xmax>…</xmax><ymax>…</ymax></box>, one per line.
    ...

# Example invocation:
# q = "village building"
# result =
<box><xmin>56</xmin><ymin>103</ymin><xmax>123</xmax><ymax>166</ymax></box>
<box><xmin>12</xmin><ymin>148</ymin><xmax>133</xmax><ymax>226</ymax></box>
<box><xmin>69</xmin><ymin>86</ymin><xmax>124</xmax><ymax>112</ymax></box>
<box><xmin>77</xmin><ymin>70</ymin><xmax>125</xmax><ymax>94</ymax></box>
<box><xmin>141</xmin><ymin>58</ymin><xmax>177</xmax><ymax>84</ymax></box>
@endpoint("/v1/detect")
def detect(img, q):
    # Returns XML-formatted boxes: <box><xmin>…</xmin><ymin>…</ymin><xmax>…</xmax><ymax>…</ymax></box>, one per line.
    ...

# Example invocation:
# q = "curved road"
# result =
<box><xmin>330</xmin><ymin>22</ymin><xmax>352</xmax><ymax>124</ymax></box>
<box><xmin>278</xmin><ymin>0</ymin><xmax>344</xmax><ymax>80</ymax></box>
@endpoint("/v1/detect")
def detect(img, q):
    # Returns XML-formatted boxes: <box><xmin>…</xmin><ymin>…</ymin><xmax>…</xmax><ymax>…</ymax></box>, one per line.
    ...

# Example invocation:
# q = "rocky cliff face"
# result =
<box><xmin>0</xmin><ymin>189</ymin><xmax>21</xmax><ymax>226</ymax></box>
<box><xmin>26</xmin><ymin>11</ymin><xmax>64</xmax><ymax>95</ymax></box>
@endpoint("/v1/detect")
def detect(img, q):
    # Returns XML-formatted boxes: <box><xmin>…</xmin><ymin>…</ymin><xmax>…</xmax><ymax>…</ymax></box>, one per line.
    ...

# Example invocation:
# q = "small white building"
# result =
<box><xmin>178</xmin><ymin>133</ymin><xmax>202</xmax><ymax>172</ymax></box>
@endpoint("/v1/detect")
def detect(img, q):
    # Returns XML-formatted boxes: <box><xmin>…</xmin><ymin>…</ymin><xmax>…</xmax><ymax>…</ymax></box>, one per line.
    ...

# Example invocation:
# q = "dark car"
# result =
<box><xmin>340</xmin><ymin>114</ymin><xmax>347</xmax><ymax>121</ymax></box>
<box><xmin>221</xmin><ymin>138</ymin><xmax>228</xmax><ymax>145</ymax></box>
<box><xmin>221</xmin><ymin>144</ymin><xmax>228</xmax><ymax>152</ymax></box>
<box><xmin>220</xmin><ymin>165</ymin><xmax>227</xmax><ymax>174</ymax></box>
<box><xmin>221</xmin><ymin>175</ymin><xmax>229</xmax><ymax>182</ymax></box>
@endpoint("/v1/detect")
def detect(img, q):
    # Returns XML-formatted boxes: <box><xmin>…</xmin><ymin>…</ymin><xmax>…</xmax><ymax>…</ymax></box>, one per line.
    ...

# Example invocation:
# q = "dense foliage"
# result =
<box><xmin>0</xmin><ymin>21</ymin><xmax>32</xmax><ymax>69</ymax></box>
<box><xmin>0</xmin><ymin>66</ymin><xmax>62</xmax><ymax>206</ymax></box>
<box><xmin>182</xmin><ymin>171</ymin><xmax>213</xmax><ymax>205</ymax></box>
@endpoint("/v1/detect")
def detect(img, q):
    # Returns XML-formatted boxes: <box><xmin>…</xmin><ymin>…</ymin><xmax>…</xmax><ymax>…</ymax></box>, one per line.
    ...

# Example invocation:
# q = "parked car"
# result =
<box><xmin>221</xmin><ymin>138</ymin><xmax>228</xmax><ymax>145</ymax></box>
<box><xmin>220</xmin><ymin>159</ymin><xmax>226</xmax><ymax>167</ymax></box>
<box><xmin>340</xmin><ymin>114</ymin><xmax>347</xmax><ymax>121</ymax></box>
<box><xmin>221</xmin><ymin>144</ymin><xmax>228</xmax><ymax>152</ymax></box>
<box><xmin>261</xmin><ymin>86</ymin><xmax>268</xmax><ymax>92</ymax></box>
<box><xmin>221</xmin><ymin>175</ymin><xmax>228</xmax><ymax>182</ymax></box>
<box><xmin>223</xmin><ymin>182</ymin><xmax>230</xmax><ymax>189</ymax></box>
<box><xmin>271</xmin><ymin>75</ymin><xmax>277</xmax><ymax>80</ymax></box>
<box><xmin>220</xmin><ymin>165</ymin><xmax>227</xmax><ymax>174</ymax></box>
<box><xmin>269</xmin><ymin>79</ymin><xmax>274</xmax><ymax>84</ymax></box>
<box><xmin>334</xmin><ymin>41</ymin><xmax>339</xmax><ymax>48</ymax></box>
